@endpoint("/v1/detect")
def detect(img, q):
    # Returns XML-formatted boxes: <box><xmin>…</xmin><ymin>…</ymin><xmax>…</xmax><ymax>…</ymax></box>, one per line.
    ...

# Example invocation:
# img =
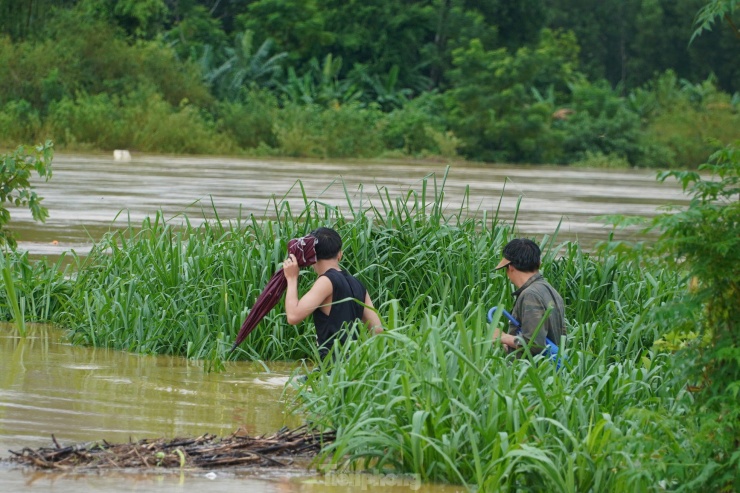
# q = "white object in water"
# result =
<box><xmin>113</xmin><ymin>150</ymin><xmax>131</xmax><ymax>161</ymax></box>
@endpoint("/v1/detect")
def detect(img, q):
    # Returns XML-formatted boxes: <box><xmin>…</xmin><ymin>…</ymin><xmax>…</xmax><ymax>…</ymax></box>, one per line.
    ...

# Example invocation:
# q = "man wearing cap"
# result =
<box><xmin>492</xmin><ymin>238</ymin><xmax>566</xmax><ymax>355</ymax></box>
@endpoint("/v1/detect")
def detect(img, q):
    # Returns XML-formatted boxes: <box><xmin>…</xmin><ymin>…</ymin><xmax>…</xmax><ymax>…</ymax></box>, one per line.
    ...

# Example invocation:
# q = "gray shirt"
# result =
<box><xmin>509</xmin><ymin>273</ymin><xmax>566</xmax><ymax>355</ymax></box>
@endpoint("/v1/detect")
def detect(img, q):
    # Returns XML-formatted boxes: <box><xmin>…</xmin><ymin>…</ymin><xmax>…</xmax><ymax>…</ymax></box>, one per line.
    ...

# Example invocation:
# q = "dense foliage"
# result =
<box><xmin>649</xmin><ymin>140</ymin><xmax>740</xmax><ymax>491</ymax></box>
<box><xmin>0</xmin><ymin>0</ymin><xmax>737</xmax><ymax>166</ymax></box>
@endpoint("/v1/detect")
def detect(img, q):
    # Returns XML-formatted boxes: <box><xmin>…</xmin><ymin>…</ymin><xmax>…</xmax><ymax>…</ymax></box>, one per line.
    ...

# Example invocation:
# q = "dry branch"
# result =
<box><xmin>8</xmin><ymin>426</ymin><xmax>334</xmax><ymax>471</ymax></box>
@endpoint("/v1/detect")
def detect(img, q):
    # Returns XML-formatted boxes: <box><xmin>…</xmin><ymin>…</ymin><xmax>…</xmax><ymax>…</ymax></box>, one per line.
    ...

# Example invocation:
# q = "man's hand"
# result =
<box><xmin>493</xmin><ymin>328</ymin><xmax>519</xmax><ymax>349</ymax></box>
<box><xmin>284</xmin><ymin>254</ymin><xmax>299</xmax><ymax>281</ymax></box>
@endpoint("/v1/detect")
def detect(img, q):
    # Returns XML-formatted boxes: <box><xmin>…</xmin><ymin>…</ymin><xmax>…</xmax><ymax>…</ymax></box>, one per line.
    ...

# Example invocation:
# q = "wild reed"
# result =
<box><xmin>0</xmin><ymin>250</ymin><xmax>70</xmax><ymax>334</ymax></box>
<box><xmin>296</xmin><ymin>292</ymin><xmax>695</xmax><ymax>491</ymax></box>
<box><xmin>0</xmin><ymin>251</ymin><xmax>25</xmax><ymax>335</ymax></box>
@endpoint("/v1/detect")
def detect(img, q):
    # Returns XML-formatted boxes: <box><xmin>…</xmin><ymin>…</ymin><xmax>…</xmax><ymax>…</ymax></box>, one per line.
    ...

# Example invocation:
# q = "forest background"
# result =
<box><xmin>1</xmin><ymin>0</ymin><xmax>738</xmax><ymax>168</ymax></box>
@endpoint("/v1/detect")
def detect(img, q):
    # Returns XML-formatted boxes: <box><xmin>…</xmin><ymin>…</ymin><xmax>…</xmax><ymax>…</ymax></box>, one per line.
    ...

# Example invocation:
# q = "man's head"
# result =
<box><xmin>310</xmin><ymin>227</ymin><xmax>342</xmax><ymax>260</ymax></box>
<box><xmin>495</xmin><ymin>238</ymin><xmax>541</xmax><ymax>273</ymax></box>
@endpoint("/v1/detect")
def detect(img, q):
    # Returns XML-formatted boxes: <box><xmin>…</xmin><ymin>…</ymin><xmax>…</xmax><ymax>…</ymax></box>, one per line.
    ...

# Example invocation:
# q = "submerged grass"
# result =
<box><xmin>1</xmin><ymin>170</ymin><xmax>704</xmax><ymax>490</ymax></box>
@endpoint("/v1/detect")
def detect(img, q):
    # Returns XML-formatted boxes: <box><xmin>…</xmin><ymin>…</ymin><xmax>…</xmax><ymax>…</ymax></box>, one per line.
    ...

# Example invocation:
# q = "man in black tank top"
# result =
<box><xmin>283</xmin><ymin>227</ymin><xmax>383</xmax><ymax>360</ymax></box>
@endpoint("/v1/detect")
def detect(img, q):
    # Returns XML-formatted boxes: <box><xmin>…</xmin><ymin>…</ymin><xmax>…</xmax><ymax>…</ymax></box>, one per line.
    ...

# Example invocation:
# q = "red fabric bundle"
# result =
<box><xmin>230</xmin><ymin>235</ymin><xmax>317</xmax><ymax>351</ymax></box>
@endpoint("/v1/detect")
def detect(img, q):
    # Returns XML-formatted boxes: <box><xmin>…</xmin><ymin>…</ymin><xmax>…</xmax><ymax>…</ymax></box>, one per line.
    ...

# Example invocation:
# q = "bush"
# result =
<box><xmin>570</xmin><ymin>151</ymin><xmax>631</xmax><ymax>169</ymax></box>
<box><xmin>216</xmin><ymin>90</ymin><xmax>280</xmax><ymax>150</ymax></box>
<box><xmin>44</xmin><ymin>88</ymin><xmax>236</xmax><ymax>154</ymax></box>
<box><xmin>273</xmin><ymin>102</ymin><xmax>384</xmax><ymax>158</ymax></box>
<box><xmin>124</xmin><ymin>90</ymin><xmax>236</xmax><ymax>154</ymax></box>
<box><xmin>0</xmin><ymin>100</ymin><xmax>42</xmax><ymax>146</ymax></box>
<box><xmin>636</xmin><ymin>72</ymin><xmax>740</xmax><ymax>169</ymax></box>
<box><xmin>556</xmin><ymin>81</ymin><xmax>644</xmax><ymax>165</ymax></box>
<box><xmin>318</xmin><ymin>102</ymin><xmax>384</xmax><ymax>158</ymax></box>
<box><xmin>45</xmin><ymin>93</ymin><xmax>128</xmax><ymax>150</ymax></box>
<box><xmin>381</xmin><ymin>92</ymin><xmax>458</xmax><ymax>157</ymax></box>
<box><xmin>272</xmin><ymin>103</ymin><xmax>325</xmax><ymax>157</ymax></box>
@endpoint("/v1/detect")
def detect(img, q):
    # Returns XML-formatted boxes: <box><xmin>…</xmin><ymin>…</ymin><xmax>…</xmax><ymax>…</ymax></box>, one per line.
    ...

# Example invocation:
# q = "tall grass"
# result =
<box><xmin>42</xmin><ymin>172</ymin><xmax>516</xmax><ymax>364</ymax></box>
<box><xmin>54</xmin><ymin>207</ymin><xmax>312</xmax><ymax>361</ymax></box>
<box><xmin>1</xmin><ymin>252</ymin><xmax>25</xmax><ymax>335</ymax></box>
<box><xmin>4</xmin><ymin>172</ymin><xmax>684</xmax><ymax>367</ymax></box>
<box><xmin>0</xmin><ymin>250</ymin><xmax>70</xmax><ymax>333</ymax></box>
<box><xmin>295</xmin><ymin>285</ymin><xmax>695</xmax><ymax>491</ymax></box>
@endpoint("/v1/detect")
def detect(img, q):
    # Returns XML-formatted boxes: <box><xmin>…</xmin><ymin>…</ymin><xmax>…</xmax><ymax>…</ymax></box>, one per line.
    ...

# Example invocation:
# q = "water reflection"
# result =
<box><xmin>1</xmin><ymin>325</ymin><xmax>467</xmax><ymax>492</ymax></box>
<box><xmin>0</xmin><ymin>324</ymin><xmax>302</xmax><ymax>453</ymax></box>
<box><xmin>0</xmin><ymin>466</ymin><xmax>468</xmax><ymax>492</ymax></box>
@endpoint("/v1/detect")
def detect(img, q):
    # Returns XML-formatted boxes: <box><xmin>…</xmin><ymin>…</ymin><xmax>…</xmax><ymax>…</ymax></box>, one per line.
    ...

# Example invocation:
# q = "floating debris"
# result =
<box><xmin>8</xmin><ymin>426</ymin><xmax>334</xmax><ymax>471</ymax></box>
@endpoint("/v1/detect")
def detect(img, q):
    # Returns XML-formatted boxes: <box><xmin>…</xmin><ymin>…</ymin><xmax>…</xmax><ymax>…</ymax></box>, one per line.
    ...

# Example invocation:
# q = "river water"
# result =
<box><xmin>1</xmin><ymin>153</ymin><xmax>690</xmax><ymax>492</ymax></box>
<box><xmin>11</xmin><ymin>153</ymin><xmax>689</xmax><ymax>257</ymax></box>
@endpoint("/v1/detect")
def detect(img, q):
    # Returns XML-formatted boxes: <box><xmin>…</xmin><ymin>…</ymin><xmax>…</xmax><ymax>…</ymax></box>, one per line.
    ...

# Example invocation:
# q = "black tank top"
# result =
<box><xmin>312</xmin><ymin>268</ymin><xmax>367</xmax><ymax>359</ymax></box>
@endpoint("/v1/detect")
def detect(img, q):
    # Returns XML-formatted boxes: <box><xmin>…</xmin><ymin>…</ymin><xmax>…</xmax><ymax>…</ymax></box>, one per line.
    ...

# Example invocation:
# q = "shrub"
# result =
<box><xmin>273</xmin><ymin>103</ymin><xmax>325</xmax><ymax>157</ymax></box>
<box><xmin>569</xmin><ymin>151</ymin><xmax>631</xmax><ymax>169</ymax></box>
<box><xmin>44</xmin><ymin>88</ymin><xmax>235</xmax><ymax>154</ymax></box>
<box><xmin>557</xmin><ymin>81</ymin><xmax>644</xmax><ymax>165</ymax></box>
<box><xmin>609</xmin><ymin>140</ymin><xmax>740</xmax><ymax>491</ymax></box>
<box><xmin>380</xmin><ymin>93</ymin><xmax>458</xmax><ymax>157</ymax></box>
<box><xmin>317</xmin><ymin>102</ymin><xmax>384</xmax><ymax>158</ymax></box>
<box><xmin>0</xmin><ymin>100</ymin><xmax>42</xmax><ymax>146</ymax></box>
<box><xmin>636</xmin><ymin>72</ymin><xmax>740</xmax><ymax>169</ymax></box>
<box><xmin>45</xmin><ymin>93</ymin><xmax>128</xmax><ymax>150</ymax></box>
<box><xmin>216</xmin><ymin>89</ymin><xmax>280</xmax><ymax>150</ymax></box>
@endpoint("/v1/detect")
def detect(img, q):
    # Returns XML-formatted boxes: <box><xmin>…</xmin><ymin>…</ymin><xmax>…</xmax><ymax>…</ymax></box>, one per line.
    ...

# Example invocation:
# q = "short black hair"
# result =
<box><xmin>502</xmin><ymin>238</ymin><xmax>541</xmax><ymax>272</ymax></box>
<box><xmin>311</xmin><ymin>227</ymin><xmax>342</xmax><ymax>260</ymax></box>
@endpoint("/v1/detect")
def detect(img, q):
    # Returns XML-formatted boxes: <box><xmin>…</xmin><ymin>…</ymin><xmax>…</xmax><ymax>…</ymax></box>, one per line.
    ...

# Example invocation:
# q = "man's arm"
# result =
<box><xmin>493</xmin><ymin>327</ymin><xmax>519</xmax><ymax>348</ymax></box>
<box><xmin>283</xmin><ymin>255</ymin><xmax>333</xmax><ymax>325</ymax></box>
<box><xmin>518</xmin><ymin>294</ymin><xmax>549</xmax><ymax>353</ymax></box>
<box><xmin>362</xmin><ymin>292</ymin><xmax>383</xmax><ymax>334</ymax></box>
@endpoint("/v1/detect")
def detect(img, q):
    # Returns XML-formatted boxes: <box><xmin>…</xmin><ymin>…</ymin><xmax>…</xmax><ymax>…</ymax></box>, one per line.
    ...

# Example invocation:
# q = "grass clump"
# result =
<box><xmin>293</xmin><ymin>237</ymin><xmax>692</xmax><ymax>491</ymax></box>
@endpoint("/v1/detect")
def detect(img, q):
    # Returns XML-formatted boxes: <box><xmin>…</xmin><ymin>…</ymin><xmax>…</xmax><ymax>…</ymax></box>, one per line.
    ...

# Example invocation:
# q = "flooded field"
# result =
<box><xmin>2</xmin><ymin>154</ymin><xmax>691</xmax><ymax>491</ymax></box>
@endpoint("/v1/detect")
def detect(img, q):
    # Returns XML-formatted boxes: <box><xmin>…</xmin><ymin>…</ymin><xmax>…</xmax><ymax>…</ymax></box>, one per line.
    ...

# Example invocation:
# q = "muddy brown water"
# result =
<box><xmin>2</xmin><ymin>154</ymin><xmax>689</xmax><ymax>492</ymax></box>
<box><xmin>0</xmin><ymin>325</ymin><xmax>465</xmax><ymax>492</ymax></box>
<box><xmin>11</xmin><ymin>153</ymin><xmax>689</xmax><ymax>258</ymax></box>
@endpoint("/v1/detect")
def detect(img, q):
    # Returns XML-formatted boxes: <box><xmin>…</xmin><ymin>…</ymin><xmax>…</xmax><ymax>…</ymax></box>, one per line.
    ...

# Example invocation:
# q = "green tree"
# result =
<box><xmin>0</xmin><ymin>141</ymin><xmax>53</xmax><ymax>248</ymax></box>
<box><xmin>445</xmin><ymin>29</ymin><xmax>583</xmax><ymax>162</ymax></box>
<box><xmin>165</xmin><ymin>4</ymin><xmax>229</xmax><ymax>65</ymax></box>
<box><xmin>545</xmin><ymin>0</ymin><xmax>740</xmax><ymax>93</ymax></box>
<box><xmin>693</xmin><ymin>0</ymin><xmax>740</xmax><ymax>40</ymax></box>
<box><xmin>0</xmin><ymin>0</ymin><xmax>75</xmax><ymax>40</ymax></box>
<box><xmin>649</xmin><ymin>141</ymin><xmax>740</xmax><ymax>491</ymax></box>
<box><xmin>237</xmin><ymin>0</ymin><xmax>333</xmax><ymax>65</ymax></box>
<box><xmin>207</xmin><ymin>30</ymin><xmax>287</xmax><ymax>101</ymax></box>
<box><xmin>78</xmin><ymin>0</ymin><xmax>168</xmax><ymax>39</ymax></box>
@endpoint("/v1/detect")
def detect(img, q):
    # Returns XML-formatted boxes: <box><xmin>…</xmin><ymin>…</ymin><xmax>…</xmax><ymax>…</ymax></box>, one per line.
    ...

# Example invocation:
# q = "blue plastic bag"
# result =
<box><xmin>487</xmin><ymin>307</ymin><xmax>563</xmax><ymax>369</ymax></box>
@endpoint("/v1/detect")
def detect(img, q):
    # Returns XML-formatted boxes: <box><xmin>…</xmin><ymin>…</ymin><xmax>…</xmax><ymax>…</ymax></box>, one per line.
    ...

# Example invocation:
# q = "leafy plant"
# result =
<box><xmin>280</xmin><ymin>54</ymin><xmax>363</xmax><ymax>107</ymax></box>
<box><xmin>208</xmin><ymin>30</ymin><xmax>287</xmax><ymax>101</ymax></box>
<box><xmin>557</xmin><ymin>81</ymin><xmax>644</xmax><ymax>165</ymax></box>
<box><xmin>649</xmin><ymin>139</ymin><xmax>740</xmax><ymax>492</ymax></box>
<box><xmin>692</xmin><ymin>0</ymin><xmax>740</xmax><ymax>41</ymax></box>
<box><xmin>0</xmin><ymin>141</ymin><xmax>53</xmax><ymax>248</ymax></box>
